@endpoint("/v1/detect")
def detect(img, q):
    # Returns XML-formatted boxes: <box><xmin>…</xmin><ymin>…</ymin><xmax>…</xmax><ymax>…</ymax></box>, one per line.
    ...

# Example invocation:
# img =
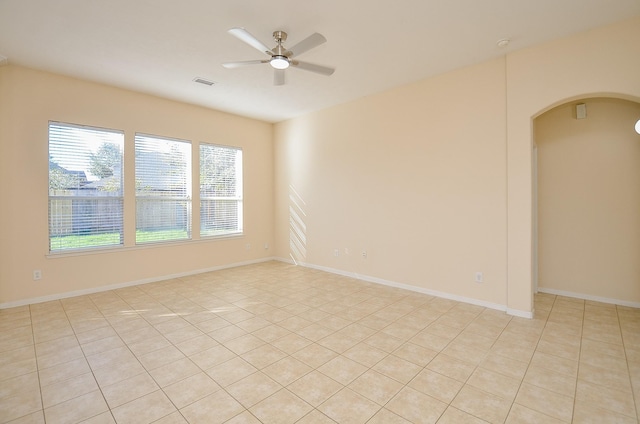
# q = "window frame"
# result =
<box><xmin>48</xmin><ymin>121</ymin><xmax>125</xmax><ymax>253</ymax></box>
<box><xmin>134</xmin><ymin>132</ymin><xmax>193</xmax><ymax>245</ymax></box>
<box><xmin>199</xmin><ymin>142</ymin><xmax>244</xmax><ymax>238</ymax></box>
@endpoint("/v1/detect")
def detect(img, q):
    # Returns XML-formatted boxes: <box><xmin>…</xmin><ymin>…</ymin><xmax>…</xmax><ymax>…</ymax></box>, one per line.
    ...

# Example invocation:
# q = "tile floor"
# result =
<box><xmin>0</xmin><ymin>261</ymin><xmax>639</xmax><ymax>423</ymax></box>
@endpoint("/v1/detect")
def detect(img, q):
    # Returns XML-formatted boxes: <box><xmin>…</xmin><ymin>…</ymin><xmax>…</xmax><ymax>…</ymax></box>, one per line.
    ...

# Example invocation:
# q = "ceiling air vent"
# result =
<box><xmin>193</xmin><ymin>77</ymin><xmax>214</xmax><ymax>86</ymax></box>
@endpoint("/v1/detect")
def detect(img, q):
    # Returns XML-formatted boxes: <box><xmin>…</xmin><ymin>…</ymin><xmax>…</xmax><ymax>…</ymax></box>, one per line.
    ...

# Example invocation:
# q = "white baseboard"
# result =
<box><xmin>0</xmin><ymin>257</ymin><xmax>277</xmax><ymax>310</ymax></box>
<box><xmin>537</xmin><ymin>287</ymin><xmax>640</xmax><ymax>309</ymax></box>
<box><xmin>277</xmin><ymin>257</ymin><xmax>534</xmax><ymax>318</ymax></box>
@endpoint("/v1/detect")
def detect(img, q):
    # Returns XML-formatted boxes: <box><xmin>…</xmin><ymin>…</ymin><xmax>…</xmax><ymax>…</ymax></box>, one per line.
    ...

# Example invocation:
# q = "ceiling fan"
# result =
<box><xmin>222</xmin><ymin>28</ymin><xmax>335</xmax><ymax>86</ymax></box>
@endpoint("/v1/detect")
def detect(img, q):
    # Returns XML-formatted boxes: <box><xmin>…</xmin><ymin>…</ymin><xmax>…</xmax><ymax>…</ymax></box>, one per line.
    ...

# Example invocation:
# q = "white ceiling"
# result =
<box><xmin>1</xmin><ymin>0</ymin><xmax>639</xmax><ymax>123</ymax></box>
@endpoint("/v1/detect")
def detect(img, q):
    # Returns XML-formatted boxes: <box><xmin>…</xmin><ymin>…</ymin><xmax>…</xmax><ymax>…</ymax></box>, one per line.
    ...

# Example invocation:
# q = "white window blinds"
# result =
<box><xmin>200</xmin><ymin>143</ymin><xmax>243</xmax><ymax>237</ymax></box>
<box><xmin>48</xmin><ymin>122</ymin><xmax>124</xmax><ymax>252</ymax></box>
<box><xmin>135</xmin><ymin>134</ymin><xmax>192</xmax><ymax>244</ymax></box>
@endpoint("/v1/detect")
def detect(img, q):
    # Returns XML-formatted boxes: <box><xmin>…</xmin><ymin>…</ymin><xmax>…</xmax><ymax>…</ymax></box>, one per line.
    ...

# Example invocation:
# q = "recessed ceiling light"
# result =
<box><xmin>193</xmin><ymin>77</ymin><xmax>214</xmax><ymax>86</ymax></box>
<box><xmin>496</xmin><ymin>39</ymin><xmax>510</xmax><ymax>48</ymax></box>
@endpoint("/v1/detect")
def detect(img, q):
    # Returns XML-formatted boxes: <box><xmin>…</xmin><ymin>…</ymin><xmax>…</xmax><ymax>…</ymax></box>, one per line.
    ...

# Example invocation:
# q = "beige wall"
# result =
<box><xmin>275</xmin><ymin>58</ymin><xmax>510</xmax><ymax>309</ymax></box>
<box><xmin>535</xmin><ymin>98</ymin><xmax>640</xmax><ymax>304</ymax></box>
<box><xmin>275</xmin><ymin>16</ymin><xmax>640</xmax><ymax>315</ymax></box>
<box><xmin>0</xmin><ymin>65</ymin><xmax>274</xmax><ymax>306</ymax></box>
<box><xmin>505</xmin><ymin>16</ymin><xmax>640</xmax><ymax>313</ymax></box>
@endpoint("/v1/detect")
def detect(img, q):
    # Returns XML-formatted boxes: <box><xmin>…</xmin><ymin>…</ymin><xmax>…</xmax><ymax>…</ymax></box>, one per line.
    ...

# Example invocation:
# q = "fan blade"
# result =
<box><xmin>222</xmin><ymin>60</ymin><xmax>268</xmax><ymax>69</ymax></box>
<box><xmin>228</xmin><ymin>27</ymin><xmax>272</xmax><ymax>56</ymax></box>
<box><xmin>274</xmin><ymin>69</ymin><xmax>285</xmax><ymax>86</ymax></box>
<box><xmin>288</xmin><ymin>33</ymin><xmax>327</xmax><ymax>57</ymax></box>
<box><xmin>291</xmin><ymin>60</ymin><xmax>335</xmax><ymax>76</ymax></box>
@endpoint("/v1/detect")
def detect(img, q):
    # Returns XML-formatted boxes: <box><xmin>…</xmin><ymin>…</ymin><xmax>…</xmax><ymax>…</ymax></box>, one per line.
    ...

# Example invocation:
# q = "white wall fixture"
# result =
<box><xmin>576</xmin><ymin>103</ymin><xmax>587</xmax><ymax>119</ymax></box>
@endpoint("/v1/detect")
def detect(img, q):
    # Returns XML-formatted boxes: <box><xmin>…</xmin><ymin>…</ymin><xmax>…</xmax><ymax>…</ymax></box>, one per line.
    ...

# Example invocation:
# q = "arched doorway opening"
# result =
<box><xmin>533</xmin><ymin>96</ymin><xmax>640</xmax><ymax>306</ymax></box>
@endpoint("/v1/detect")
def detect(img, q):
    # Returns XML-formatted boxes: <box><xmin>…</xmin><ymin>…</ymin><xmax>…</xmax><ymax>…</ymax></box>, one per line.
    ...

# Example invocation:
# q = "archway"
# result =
<box><xmin>532</xmin><ymin>96</ymin><xmax>640</xmax><ymax>306</ymax></box>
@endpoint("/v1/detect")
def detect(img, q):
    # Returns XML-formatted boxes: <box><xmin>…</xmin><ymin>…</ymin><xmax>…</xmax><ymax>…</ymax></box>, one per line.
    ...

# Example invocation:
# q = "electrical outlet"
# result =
<box><xmin>33</xmin><ymin>270</ymin><xmax>42</xmax><ymax>281</ymax></box>
<box><xmin>245</xmin><ymin>243</ymin><xmax>251</xmax><ymax>250</ymax></box>
<box><xmin>362</xmin><ymin>251</ymin><xmax>367</xmax><ymax>259</ymax></box>
<box><xmin>264</xmin><ymin>243</ymin><xmax>269</xmax><ymax>250</ymax></box>
<box><xmin>475</xmin><ymin>272</ymin><xmax>483</xmax><ymax>283</ymax></box>
<box><xmin>333</xmin><ymin>249</ymin><xmax>340</xmax><ymax>257</ymax></box>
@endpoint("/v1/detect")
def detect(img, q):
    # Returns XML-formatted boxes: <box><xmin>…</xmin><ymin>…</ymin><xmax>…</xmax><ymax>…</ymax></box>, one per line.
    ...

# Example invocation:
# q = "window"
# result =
<box><xmin>135</xmin><ymin>134</ymin><xmax>192</xmax><ymax>244</ymax></box>
<box><xmin>48</xmin><ymin>122</ymin><xmax>124</xmax><ymax>252</ymax></box>
<box><xmin>200</xmin><ymin>143</ymin><xmax>243</xmax><ymax>237</ymax></box>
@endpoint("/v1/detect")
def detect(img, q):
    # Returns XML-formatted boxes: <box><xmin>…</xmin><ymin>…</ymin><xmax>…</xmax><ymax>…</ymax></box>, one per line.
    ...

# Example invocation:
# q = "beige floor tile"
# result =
<box><xmin>529</xmin><ymin>350</ymin><xmax>578</xmax><ymax>377</ymax></box>
<box><xmin>292</xmin><ymin>343</ymin><xmax>339</xmax><ymax>368</ymax></box>
<box><xmin>0</xmin><ymin>388</ymin><xmax>42</xmax><ymax>423</ymax></box>
<box><xmin>111</xmin><ymin>390</ymin><xmax>175</xmax><ymax>424</ymax></box>
<box><xmin>0</xmin><ymin>372</ymin><xmax>40</xmax><ymax>400</ymax></box>
<box><xmin>219</xmin><ymin>411</ymin><xmax>260</xmax><ymax>423</ymax></box>
<box><xmin>572</xmin><ymin>399</ymin><xmax>639</xmax><ymax>424</ymax></box>
<box><xmin>6</xmin><ymin>410</ymin><xmax>46</xmax><ymax>424</ymax></box>
<box><xmin>148</xmin><ymin>357</ymin><xmax>201</xmax><ymax>387</ymax></box>
<box><xmin>174</xmin><ymin>334</ymin><xmax>219</xmax><ymax>356</ymax></box>
<box><xmin>162</xmin><ymin>372</ymin><xmax>220</xmax><ymax>408</ymax></box>
<box><xmin>227</xmin><ymin>371</ymin><xmax>283</xmax><ymax>408</ymax></box>
<box><xmin>318</xmin><ymin>355</ymin><xmax>368</xmax><ymax>385</ymax></box>
<box><xmin>514</xmin><ymin>383</ymin><xmax>574</xmax><ymax>423</ymax></box>
<box><xmin>367</xmin><ymin>408</ymin><xmax>412</xmax><ymax>424</ymax></box>
<box><xmin>270</xmin><ymin>333</ymin><xmax>313</xmax><ymax>354</ymax></box>
<box><xmin>137</xmin><ymin>345</ymin><xmax>185</xmax><ymax>371</ymax></box>
<box><xmin>523</xmin><ymin>363</ymin><xmax>576</xmax><ymax>397</ymax></box>
<box><xmin>386</xmin><ymin>386</ymin><xmax>447</xmax><ymax>424</ymax></box>
<box><xmin>206</xmin><ymin>356</ymin><xmax>257</xmax><ymax>387</ymax></box>
<box><xmin>251</xmin><ymin>324</ymin><xmax>291</xmax><ymax>342</ymax></box>
<box><xmin>452</xmin><ymin>385</ymin><xmax>512</xmax><ymax>424</ymax></box>
<box><xmin>372</xmin><ymin>354</ymin><xmax>422</xmax><ymax>384</ymax></box>
<box><xmin>490</xmin><ymin>340</ymin><xmax>535</xmax><ymax>363</ymax></box>
<box><xmin>92</xmin><ymin>360</ymin><xmax>146</xmax><ymax>387</ymax></box>
<box><xmin>505</xmin><ymin>403</ymin><xmax>566</xmax><ymax>423</ymax></box>
<box><xmin>363</xmin><ymin>332</ymin><xmax>405</xmax><ymax>353</ymax></box>
<box><xmin>318</xmin><ymin>387</ymin><xmax>380</xmax><ymax>424</ymax></box>
<box><xmin>575</xmin><ymin>379</ymin><xmax>637</xmax><ymax>418</ymax></box>
<box><xmin>438</xmin><ymin>406</ymin><xmax>492</xmax><ymax>424</ymax></box>
<box><xmin>409</xmin><ymin>368</ymin><xmax>463</xmax><ymax>403</ymax></box>
<box><xmin>295</xmin><ymin>322</ymin><xmax>335</xmax><ymax>342</ymax></box>
<box><xmin>295</xmin><ymin>409</ymin><xmax>337</xmax><ymax>424</ymax></box>
<box><xmin>44</xmin><ymin>390</ymin><xmax>108</xmax><ymax>424</ymax></box>
<box><xmin>86</xmin><ymin>346</ymin><xmax>138</xmax><ymax>372</ymax></box>
<box><xmin>348</xmin><ymin>369</ymin><xmax>403</xmax><ymax>405</ymax></box>
<box><xmin>4</xmin><ymin>264</ymin><xmax>640</xmax><ymax>424</ymax></box>
<box><xmin>392</xmin><ymin>342</ymin><xmax>438</xmax><ymax>367</ymax></box>
<box><xmin>577</xmin><ymin>361</ymin><xmax>633</xmax><ymax>393</ymax></box>
<box><xmin>240</xmin><ymin>343</ymin><xmax>288</xmax><ymax>369</ymax></box>
<box><xmin>163</xmin><ymin>325</ymin><xmax>205</xmax><ymax>345</ymax></box>
<box><xmin>101</xmin><ymin>372</ymin><xmax>158</xmax><ymax>408</ymax></box>
<box><xmin>80</xmin><ymin>336</ymin><xmax>125</xmax><ymax>357</ymax></box>
<box><xmin>41</xmin><ymin>372</ymin><xmax>99</xmax><ymax>408</ymax></box>
<box><xmin>288</xmin><ymin>370</ymin><xmax>343</xmax><ymax>406</ymax></box>
<box><xmin>75</xmin><ymin>326</ymin><xmax>118</xmax><ymax>345</ymax></box>
<box><xmin>188</xmin><ymin>344</ymin><xmax>236</xmax><ymax>370</ymax></box>
<box><xmin>317</xmin><ymin>333</ymin><xmax>360</xmax><ymax>353</ymax></box>
<box><xmin>467</xmin><ymin>367</ymin><xmax>521</xmax><ymax>401</ymax></box>
<box><xmin>150</xmin><ymin>411</ymin><xmax>188</xmax><ymax>424</ymax></box>
<box><xmin>250</xmin><ymin>389</ymin><xmax>313</xmax><ymax>424</ymax></box>
<box><xmin>343</xmin><ymin>343</ymin><xmax>388</xmax><ymax>367</ymax></box>
<box><xmin>426</xmin><ymin>354</ymin><xmax>476</xmax><ymax>383</ymax></box>
<box><xmin>263</xmin><ymin>356</ymin><xmax>312</xmax><ymax>386</ymax></box>
<box><xmin>536</xmin><ymin>338</ymin><xmax>581</xmax><ymax>361</ymax></box>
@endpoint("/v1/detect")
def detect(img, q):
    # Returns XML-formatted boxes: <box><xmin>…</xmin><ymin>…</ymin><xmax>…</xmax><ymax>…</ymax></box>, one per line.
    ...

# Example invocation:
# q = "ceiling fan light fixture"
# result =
<box><xmin>270</xmin><ymin>55</ymin><xmax>290</xmax><ymax>69</ymax></box>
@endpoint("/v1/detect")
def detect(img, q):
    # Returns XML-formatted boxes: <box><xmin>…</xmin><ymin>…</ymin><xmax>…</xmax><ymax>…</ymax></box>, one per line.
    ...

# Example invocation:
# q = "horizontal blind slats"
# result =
<box><xmin>135</xmin><ymin>134</ymin><xmax>192</xmax><ymax>244</ymax></box>
<box><xmin>200</xmin><ymin>143</ymin><xmax>243</xmax><ymax>237</ymax></box>
<box><xmin>48</xmin><ymin>122</ymin><xmax>124</xmax><ymax>251</ymax></box>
